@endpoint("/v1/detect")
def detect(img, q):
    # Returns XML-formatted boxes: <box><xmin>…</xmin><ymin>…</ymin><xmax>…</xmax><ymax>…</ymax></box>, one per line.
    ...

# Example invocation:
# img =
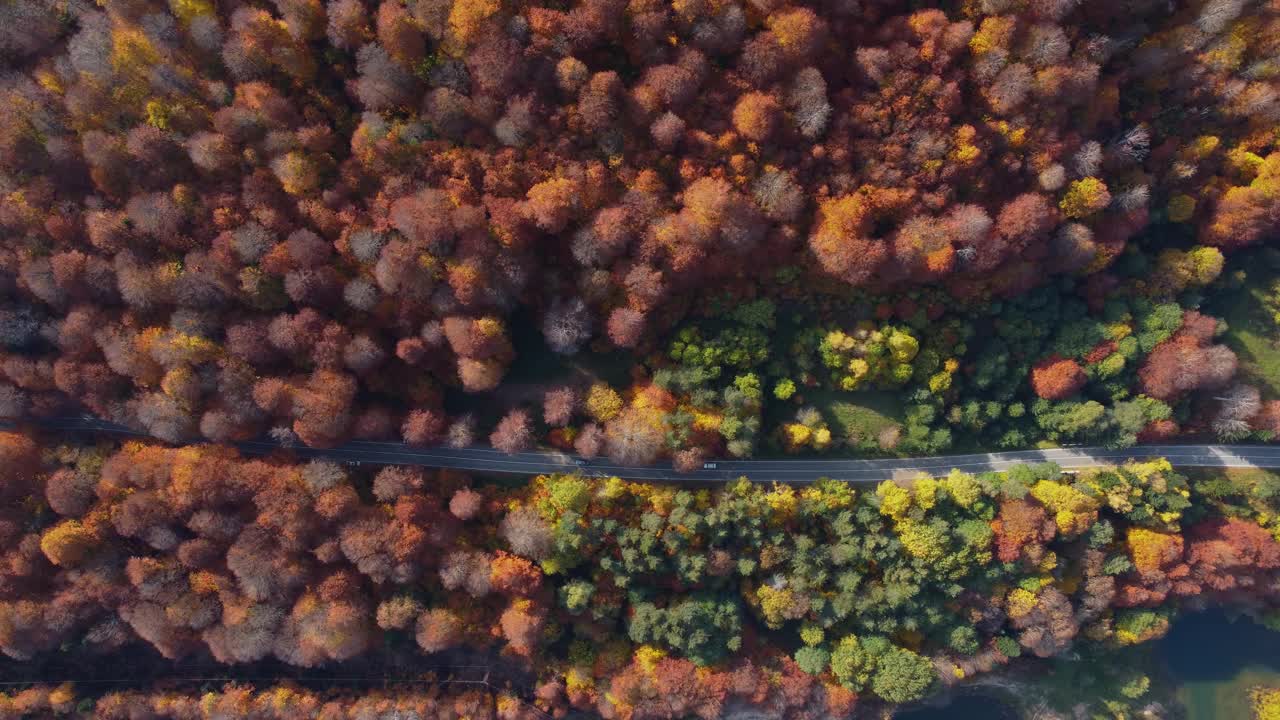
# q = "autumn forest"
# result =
<box><xmin>2</xmin><ymin>0</ymin><xmax>1280</xmax><ymax>715</ymax></box>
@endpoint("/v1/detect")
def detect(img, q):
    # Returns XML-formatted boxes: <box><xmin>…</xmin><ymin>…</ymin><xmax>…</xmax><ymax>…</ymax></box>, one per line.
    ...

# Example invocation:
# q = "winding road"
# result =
<box><xmin>20</xmin><ymin>416</ymin><xmax>1280</xmax><ymax>482</ymax></box>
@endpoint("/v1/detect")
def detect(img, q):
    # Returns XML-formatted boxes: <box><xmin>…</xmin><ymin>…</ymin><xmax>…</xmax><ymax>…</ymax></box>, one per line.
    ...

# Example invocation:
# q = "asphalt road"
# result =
<box><xmin>21</xmin><ymin>416</ymin><xmax>1280</xmax><ymax>483</ymax></box>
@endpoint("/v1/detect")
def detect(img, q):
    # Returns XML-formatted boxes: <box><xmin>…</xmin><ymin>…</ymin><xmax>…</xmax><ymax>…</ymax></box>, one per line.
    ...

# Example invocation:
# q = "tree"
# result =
<box><xmin>446</xmin><ymin>415</ymin><xmax>477</xmax><ymax>448</ymax></box>
<box><xmin>992</xmin><ymin>499</ymin><xmax>1054</xmax><ymax>564</ymax></box>
<box><xmin>449</xmin><ymin>488</ymin><xmax>483</xmax><ymax>520</ymax></box>
<box><xmin>574</xmin><ymin>423</ymin><xmax>604</xmax><ymax>457</ymax></box>
<box><xmin>559</xmin><ymin>579</ymin><xmax>595</xmax><ymax>614</ymax></box>
<box><xmin>542</xmin><ymin>297</ymin><xmax>592</xmax><ymax>355</ymax></box>
<box><xmin>809</xmin><ymin>194</ymin><xmax>887</xmax><ymax>285</ymax></box>
<box><xmin>1204</xmin><ymin>154</ymin><xmax>1280</xmax><ymax>249</ymax></box>
<box><xmin>1127</xmin><ymin>527</ymin><xmax>1183</xmax><ymax>575</ymax></box>
<box><xmin>371</xmin><ymin>467</ymin><xmax>425</xmax><ymax>501</ymax></box>
<box><xmin>524</xmin><ymin>178</ymin><xmax>582</xmax><ymax>233</ymax></box>
<box><xmin>871</xmin><ymin>647</ymin><xmax>935</xmax><ymax>704</ymax></box>
<box><xmin>1188</xmin><ymin>518</ymin><xmax>1280</xmax><ymax>592</ymax></box>
<box><xmin>984</xmin><ymin>63</ymin><xmax>1032</xmax><ymax>115</ymax></box>
<box><xmin>585</xmin><ymin>384</ymin><xmax>623</xmax><ymax>422</ymax></box>
<box><xmin>490</xmin><ymin>552</ymin><xmax>543</xmax><ymax>596</ymax></box>
<box><xmin>1031</xmin><ymin>355</ymin><xmax>1087</xmax><ymax>400</ymax></box>
<box><xmin>440</xmin><ymin>550</ymin><xmax>492</xmax><ymax>597</ymax></box>
<box><xmin>605</xmin><ymin>408</ymin><xmax>665</xmax><ymax>466</ymax></box>
<box><xmin>1253</xmin><ymin>687</ymin><xmax>1280</xmax><ymax>720</ymax></box>
<box><xmin>377</xmin><ymin>0</ymin><xmax>425</xmax><ymax>65</ymax></box>
<box><xmin>0</xmin><ymin>431</ymin><xmax>38</xmax><ymax>494</ymax></box>
<box><xmin>45</xmin><ymin>469</ymin><xmax>95</xmax><ymax>517</ymax></box>
<box><xmin>354</xmin><ymin>44</ymin><xmax>415</xmax><ymax>111</ymax></box>
<box><xmin>543</xmin><ymin>386</ymin><xmax>577</xmax><ymax>427</ymax></box>
<box><xmin>491</xmin><ymin>410</ymin><xmax>534</xmax><ymax>454</ymax></box>
<box><xmin>996</xmin><ymin>193</ymin><xmax>1056</xmax><ymax>246</ymax></box>
<box><xmin>327</xmin><ymin>0</ymin><xmax>371</xmax><ymax>48</ymax></box>
<box><xmin>788</xmin><ymin>67</ymin><xmax>830</xmax><ymax>139</ymax></box>
<box><xmin>1213</xmin><ymin>384</ymin><xmax>1261</xmax><ymax>441</ymax></box>
<box><xmin>290</xmin><ymin>370</ymin><xmax>357</xmax><ymax>447</ymax></box>
<box><xmin>376</xmin><ymin>596</ymin><xmax>422</xmax><ymax>630</ymax></box>
<box><xmin>578</xmin><ymin>71</ymin><xmax>621</xmax><ymax>134</ymax></box>
<box><xmin>1059</xmin><ymin>178</ymin><xmax>1111</xmax><ymax>219</ymax></box>
<box><xmin>402</xmin><ymin>409</ymin><xmax>446</xmax><ymax>446</ymax></box>
<box><xmin>794</xmin><ymin>646</ymin><xmax>830</xmax><ymax>675</ymax></box>
<box><xmin>458</xmin><ymin>358</ymin><xmax>506</xmax><ymax>392</ymax></box>
<box><xmin>651</xmin><ymin>112</ymin><xmax>686</xmax><ymax>150</ymax></box>
<box><xmin>499</xmin><ymin>599</ymin><xmax>544</xmax><ymax>656</ymax></box>
<box><xmin>416</xmin><ymin>609</ymin><xmax>462</xmax><ymax>653</ymax></box>
<box><xmin>1153</xmin><ymin>246</ymin><xmax>1224</xmax><ymax>295</ymax></box>
<box><xmin>627</xmin><ymin>595</ymin><xmax>742</xmax><ymax>667</ymax></box>
<box><xmin>501</xmin><ymin>506</ymin><xmax>553</xmax><ymax>560</ymax></box>
<box><xmin>607</xmin><ymin>307</ymin><xmax>646</xmax><ymax>348</ymax></box>
<box><xmin>40</xmin><ymin>520</ymin><xmax>97</xmax><ymax>567</ymax></box>
<box><xmin>732</xmin><ymin>92</ymin><xmax>781</xmax><ymax>142</ymax></box>
<box><xmin>830</xmin><ymin>635</ymin><xmax>873</xmax><ymax>690</ymax></box>
<box><xmin>1138</xmin><ymin>320</ymin><xmax>1238</xmax><ymax>401</ymax></box>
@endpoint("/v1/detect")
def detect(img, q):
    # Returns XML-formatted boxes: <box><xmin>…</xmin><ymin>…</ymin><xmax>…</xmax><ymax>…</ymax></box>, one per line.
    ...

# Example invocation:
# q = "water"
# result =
<box><xmin>890</xmin><ymin>691</ymin><xmax>1018</xmax><ymax>717</ymax></box>
<box><xmin>893</xmin><ymin>694</ymin><xmax>1019</xmax><ymax>720</ymax></box>
<box><xmin>1161</xmin><ymin>609</ymin><xmax>1280</xmax><ymax>720</ymax></box>
<box><xmin>895</xmin><ymin>610</ymin><xmax>1280</xmax><ymax>720</ymax></box>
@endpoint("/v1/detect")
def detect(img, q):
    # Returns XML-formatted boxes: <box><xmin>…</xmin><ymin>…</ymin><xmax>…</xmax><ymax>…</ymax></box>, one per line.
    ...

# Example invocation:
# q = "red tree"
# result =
<box><xmin>402</xmin><ymin>409</ymin><xmax>446</xmax><ymax>446</ymax></box>
<box><xmin>542</xmin><ymin>386</ymin><xmax>578</xmax><ymax>427</ymax></box>
<box><xmin>1030</xmin><ymin>355</ymin><xmax>1087</xmax><ymax>400</ymax></box>
<box><xmin>489</xmin><ymin>551</ymin><xmax>543</xmax><ymax>596</ymax></box>
<box><xmin>1139</xmin><ymin>314</ymin><xmax>1238</xmax><ymax>401</ymax></box>
<box><xmin>490</xmin><ymin>410</ymin><xmax>534</xmax><ymax>454</ymax></box>
<box><xmin>991</xmin><ymin>499</ymin><xmax>1055</xmax><ymax>564</ymax></box>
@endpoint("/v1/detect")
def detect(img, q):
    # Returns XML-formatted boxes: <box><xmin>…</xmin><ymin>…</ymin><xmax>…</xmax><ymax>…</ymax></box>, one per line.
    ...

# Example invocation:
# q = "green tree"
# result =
<box><xmin>830</xmin><ymin>635</ymin><xmax>874</xmax><ymax>690</ymax></box>
<box><xmin>948</xmin><ymin>626</ymin><xmax>979</xmax><ymax>655</ymax></box>
<box><xmin>544</xmin><ymin>475</ymin><xmax>592</xmax><ymax>515</ymax></box>
<box><xmin>795</xmin><ymin>645</ymin><xmax>831</xmax><ymax>675</ymax></box>
<box><xmin>627</xmin><ymin>594</ymin><xmax>743</xmax><ymax>666</ymax></box>
<box><xmin>559</xmin><ymin>579</ymin><xmax>595</xmax><ymax>614</ymax></box>
<box><xmin>871</xmin><ymin>647</ymin><xmax>936</xmax><ymax>703</ymax></box>
<box><xmin>734</xmin><ymin>373</ymin><xmax>763</xmax><ymax>400</ymax></box>
<box><xmin>730</xmin><ymin>298</ymin><xmax>776</xmax><ymax>329</ymax></box>
<box><xmin>1035</xmin><ymin>400</ymin><xmax>1111</xmax><ymax>440</ymax></box>
<box><xmin>1109</xmin><ymin>397</ymin><xmax>1171</xmax><ymax>447</ymax></box>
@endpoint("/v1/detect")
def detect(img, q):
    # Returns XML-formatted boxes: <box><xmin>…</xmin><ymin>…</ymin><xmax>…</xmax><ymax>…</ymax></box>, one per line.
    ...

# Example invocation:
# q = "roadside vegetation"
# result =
<box><xmin>5</xmin><ymin>429</ymin><xmax>1280</xmax><ymax>717</ymax></box>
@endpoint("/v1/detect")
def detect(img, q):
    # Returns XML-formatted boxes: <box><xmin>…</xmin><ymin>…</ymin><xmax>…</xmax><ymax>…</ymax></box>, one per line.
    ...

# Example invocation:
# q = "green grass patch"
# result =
<box><xmin>803</xmin><ymin>389</ymin><xmax>905</xmax><ymax>444</ymax></box>
<box><xmin>1211</xmin><ymin>279</ymin><xmax>1280</xmax><ymax>399</ymax></box>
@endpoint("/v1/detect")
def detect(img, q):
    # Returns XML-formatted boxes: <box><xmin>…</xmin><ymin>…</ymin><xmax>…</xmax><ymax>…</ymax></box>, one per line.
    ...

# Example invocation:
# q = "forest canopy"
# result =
<box><xmin>0</xmin><ymin>0</ymin><xmax>1277</xmax><ymax>460</ymax></box>
<box><xmin>3</xmin><ymin>430</ymin><xmax>1280</xmax><ymax>717</ymax></box>
<box><xmin>3</xmin><ymin>0</ymin><xmax>1280</xmax><ymax>713</ymax></box>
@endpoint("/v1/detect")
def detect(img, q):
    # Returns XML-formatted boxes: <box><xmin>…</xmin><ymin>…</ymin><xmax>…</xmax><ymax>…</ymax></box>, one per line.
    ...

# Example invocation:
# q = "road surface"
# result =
<box><xmin>19</xmin><ymin>416</ymin><xmax>1280</xmax><ymax>483</ymax></box>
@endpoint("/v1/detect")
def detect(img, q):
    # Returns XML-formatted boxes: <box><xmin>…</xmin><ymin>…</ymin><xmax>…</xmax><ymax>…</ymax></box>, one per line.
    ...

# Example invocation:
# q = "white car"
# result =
<box><xmin>703</xmin><ymin>462</ymin><xmax>718</xmax><ymax>470</ymax></box>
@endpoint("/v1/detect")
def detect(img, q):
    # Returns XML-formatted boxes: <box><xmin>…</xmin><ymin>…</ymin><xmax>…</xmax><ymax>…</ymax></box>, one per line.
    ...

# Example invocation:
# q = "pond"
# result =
<box><xmin>893</xmin><ymin>693</ymin><xmax>1020</xmax><ymax>720</ymax></box>
<box><xmin>1162</xmin><ymin>609</ymin><xmax>1280</xmax><ymax>720</ymax></box>
<box><xmin>894</xmin><ymin>610</ymin><xmax>1280</xmax><ymax>720</ymax></box>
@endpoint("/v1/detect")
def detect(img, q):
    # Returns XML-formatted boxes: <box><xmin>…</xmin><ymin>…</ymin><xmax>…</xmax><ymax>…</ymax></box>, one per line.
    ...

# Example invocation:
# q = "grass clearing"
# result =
<box><xmin>803</xmin><ymin>389</ymin><xmax>906</xmax><ymax>445</ymax></box>
<box><xmin>1210</xmin><ymin>277</ymin><xmax>1280</xmax><ymax>399</ymax></box>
